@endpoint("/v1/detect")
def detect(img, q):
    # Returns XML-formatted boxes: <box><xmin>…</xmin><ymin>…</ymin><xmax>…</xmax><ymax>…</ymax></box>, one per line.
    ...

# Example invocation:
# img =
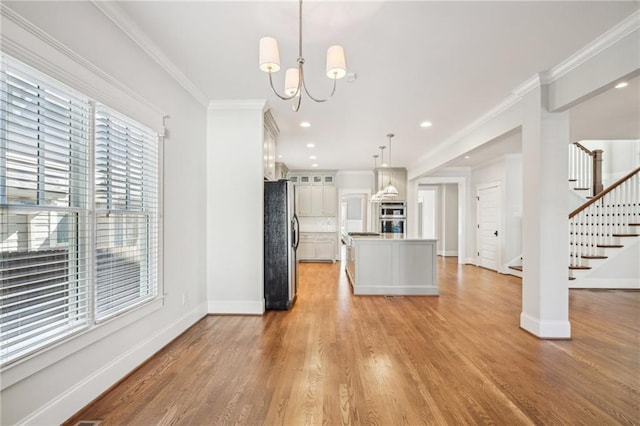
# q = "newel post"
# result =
<box><xmin>592</xmin><ymin>149</ymin><xmax>603</xmax><ymax>196</ymax></box>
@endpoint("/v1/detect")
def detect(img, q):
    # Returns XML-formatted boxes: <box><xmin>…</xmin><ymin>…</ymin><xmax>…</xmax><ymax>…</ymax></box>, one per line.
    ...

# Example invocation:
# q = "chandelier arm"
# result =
<box><xmin>267</xmin><ymin>71</ymin><xmax>298</xmax><ymax>101</ymax></box>
<box><xmin>299</xmin><ymin>66</ymin><xmax>337</xmax><ymax>103</ymax></box>
<box><xmin>292</xmin><ymin>94</ymin><xmax>302</xmax><ymax>112</ymax></box>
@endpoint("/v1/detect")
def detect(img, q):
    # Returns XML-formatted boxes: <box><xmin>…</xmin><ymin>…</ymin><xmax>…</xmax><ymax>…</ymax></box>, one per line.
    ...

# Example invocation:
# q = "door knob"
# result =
<box><xmin>494</xmin><ymin>230</ymin><xmax>498</xmax><ymax>237</ymax></box>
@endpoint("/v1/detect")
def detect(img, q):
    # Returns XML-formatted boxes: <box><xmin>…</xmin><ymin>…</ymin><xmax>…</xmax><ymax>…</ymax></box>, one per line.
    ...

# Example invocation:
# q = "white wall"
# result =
<box><xmin>207</xmin><ymin>102</ymin><xmax>266</xmax><ymax>314</ymax></box>
<box><xmin>439</xmin><ymin>184</ymin><xmax>459</xmax><ymax>256</ymax></box>
<box><xmin>1</xmin><ymin>3</ymin><xmax>208</xmax><ymax>424</ymax></box>
<box><xmin>580</xmin><ymin>139</ymin><xmax>640</xmax><ymax>186</ymax></box>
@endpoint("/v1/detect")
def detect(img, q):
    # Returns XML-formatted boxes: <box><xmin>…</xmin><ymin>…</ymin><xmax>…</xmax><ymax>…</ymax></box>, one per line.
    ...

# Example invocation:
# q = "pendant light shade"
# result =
<box><xmin>284</xmin><ymin>68</ymin><xmax>301</xmax><ymax>97</ymax></box>
<box><xmin>259</xmin><ymin>37</ymin><xmax>281</xmax><ymax>73</ymax></box>
<box><xmin>326</xmin><ymin>45</ymin><xmax>347</xmax><ymax>79</ymax></box>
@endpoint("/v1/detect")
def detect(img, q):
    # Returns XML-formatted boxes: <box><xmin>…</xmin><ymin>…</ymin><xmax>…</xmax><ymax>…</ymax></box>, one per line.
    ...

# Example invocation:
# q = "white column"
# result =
<box><xmin>206</xmin><ymin>100</ymin><xmax>266</xmax><ymax>314</ymax></box>
<box><xmin>521</xmin><ymin>80</ymin><xmax>571</xmax><ymax>338</ymax></box>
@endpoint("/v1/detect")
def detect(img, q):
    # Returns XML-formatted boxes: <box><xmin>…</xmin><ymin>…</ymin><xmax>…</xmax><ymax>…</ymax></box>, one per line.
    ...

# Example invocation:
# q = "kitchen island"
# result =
<box><xmin>345</xmin><ymin>234</ymin><xmax>438</xmax><ymax>295</ymax></box>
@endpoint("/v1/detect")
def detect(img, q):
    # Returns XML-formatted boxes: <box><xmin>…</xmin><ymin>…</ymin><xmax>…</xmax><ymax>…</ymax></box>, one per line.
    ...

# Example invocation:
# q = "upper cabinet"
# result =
<box><xmin>263</xmin><ymin>110</ymin><xmax>278</xmax><ymax>181</ymax></box>
<box><xmin>289</xmin><ymin>171</ymin><xmax>337</xmax><ymax>217</ymax></box>
<box><xmin>374</xmin><ymin>167</ymin><xmax>407</xmax><ymax>200</ymax></box>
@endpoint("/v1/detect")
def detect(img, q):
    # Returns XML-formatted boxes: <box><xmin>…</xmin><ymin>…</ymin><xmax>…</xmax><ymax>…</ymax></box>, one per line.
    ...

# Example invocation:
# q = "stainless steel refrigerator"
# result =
<box><xmin>264</xmin><ymin>180</ymin><xmax>299</xmax><ymax>309</ymax></box>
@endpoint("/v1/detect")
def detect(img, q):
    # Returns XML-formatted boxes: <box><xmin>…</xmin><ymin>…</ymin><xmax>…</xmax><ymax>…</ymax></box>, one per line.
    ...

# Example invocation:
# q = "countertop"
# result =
<box><xmin>347</xmin><ymin>234</ymin><xmax>438</xmax><ymax>242</ymax></box>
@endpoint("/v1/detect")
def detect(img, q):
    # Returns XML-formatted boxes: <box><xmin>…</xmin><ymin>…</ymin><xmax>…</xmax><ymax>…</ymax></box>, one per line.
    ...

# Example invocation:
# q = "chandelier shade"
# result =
<box><xmin>259</xmin><ymin>37</ymin><xmax>281</xmax><ymax>73</ymax></box>
<box><xmin>258</xmin><ymin>0</ymin><xmax>347</xmax><ymax>111</ymax></box>
<box><xmin>326</xmin><ymin>45</ymin><xmax>347</xmax><ymax>79</ymax></box>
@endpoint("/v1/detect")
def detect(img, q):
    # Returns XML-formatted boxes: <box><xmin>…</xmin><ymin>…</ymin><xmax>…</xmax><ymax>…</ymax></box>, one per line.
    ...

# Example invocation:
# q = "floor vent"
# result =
<box><xmin>75</xmin><ymin>421</ymin><xmax>102</xmax><ymax>426</ymax></box>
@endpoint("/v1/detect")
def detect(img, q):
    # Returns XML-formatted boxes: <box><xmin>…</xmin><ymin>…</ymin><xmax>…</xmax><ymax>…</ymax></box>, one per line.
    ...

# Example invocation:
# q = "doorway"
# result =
<box><xmin>476</xmin><ymin>183</ymin><xmax>501</xmax><ymax>271</ymax></box>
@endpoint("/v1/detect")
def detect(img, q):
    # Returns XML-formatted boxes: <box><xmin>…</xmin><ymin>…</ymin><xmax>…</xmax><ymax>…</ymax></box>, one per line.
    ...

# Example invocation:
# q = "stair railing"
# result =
<box><xmin>569</xmin><ymin>167</ymin><xmax>640</xmax><ymax>267</ymax></box>
<box><xmin>568</xmin><ymin>142</ymin><xmax>603</xmax><ymax>196</ymax></box>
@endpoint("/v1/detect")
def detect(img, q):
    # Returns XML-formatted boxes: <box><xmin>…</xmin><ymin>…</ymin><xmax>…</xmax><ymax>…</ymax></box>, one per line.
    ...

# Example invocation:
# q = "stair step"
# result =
<box><xmin>569</xmin><ymin>276</ymin><xmax>576</xmax><ymax>281</ymax></box>
<box><xmin>568</xmin><ymin>179</ymin><xmax>577</xmax><ymax>182</ymax></box>
<box><xmin>569</xmin><ymin>265</ymin><xmax>592</xmax><ymax>270</ymax></box>
<box><xmin>629</xmin><ymin>223</ymin><xmax>640</xmax><ymax>226</ymax></box>
<box><xmin>597</xmin><ymin>244</ymin><xmax>624</xmax><ymax>248</ymax></box>
<box><xmin>573</xmin><ymin>187</ymin><xmax>590</xmax><ymax>191</ymax></box>
<box><xmin>612</xmin><ymin>233</ymin><xmax>640</xmax><ymax>237</ymax></box>
<box><xmin>581</xmin><ymin>255</ymin><xmax>608</xmax><ymax>259</ymax></box>
<box><xmin>510</xmin><ymin>264</ymin><xmax>574</xmax><ymax>280</ymax></box>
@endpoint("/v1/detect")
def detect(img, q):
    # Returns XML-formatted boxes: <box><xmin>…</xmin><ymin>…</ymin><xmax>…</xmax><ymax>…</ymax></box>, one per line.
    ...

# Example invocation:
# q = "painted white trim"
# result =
<box><xmin>548</xmin><ymin>10</ymin><xmax>640</xmax><ymax>83</ymax></box>
<box><xmin>438</xmin><ymin>250</ymin><xmax>458</xmax><ymax>257</ymax></box>
<box><xmin>570</xmin><ymin>279</ymin><xmax>640</xmax><ymax>289</ymax></box>
<box><xmin>16</xmin><ymin>302</ymin><xmax>207</xmax><ymax>425</ymax></box>
<box><xmin>520</xmin><ymin>312</ymin><xmax>571</xmax><ymax>339</ymax></box>
<box><xmin>208</xmin><ymin>300</ymin><xmax>265</xmax><ymax>315</ymax></box>
<box><xmin>1</xmin><ymin>297</ymin><xmax>164</xmax><ymax>390</ymax></box>
<box><xmin>208</xmin><ymin>99</ymin><xmax>267</xmax><ymax>111</ymax></box>
<box><xmin>465</xmin><ymin>257</ymin><xmax>477</xmax><ymax>265</ymax></box>
<box><xmin>512</xmin><ymin>11</ymin><xmax>640</xmax><ymax>99</ymax></box>
<box><xmin>90</xmin><ymin>0</ymin><xmax>209</xmax><ymax>107</ymax></box>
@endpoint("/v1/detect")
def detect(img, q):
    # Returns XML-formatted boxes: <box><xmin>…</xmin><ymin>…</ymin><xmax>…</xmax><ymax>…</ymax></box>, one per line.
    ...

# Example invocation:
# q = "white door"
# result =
<box><xmin>477</xmin><ymin>184</ymin><xmax>501</xmax><ymax>271</ymax></box>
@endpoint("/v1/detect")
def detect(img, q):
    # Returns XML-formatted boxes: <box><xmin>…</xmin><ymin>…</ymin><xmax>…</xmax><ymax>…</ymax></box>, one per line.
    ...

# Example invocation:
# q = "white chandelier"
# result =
<box><xmin>258</xmin><ymin>0</ymin><xmax>347</xmax><ymax>112</ymax></box>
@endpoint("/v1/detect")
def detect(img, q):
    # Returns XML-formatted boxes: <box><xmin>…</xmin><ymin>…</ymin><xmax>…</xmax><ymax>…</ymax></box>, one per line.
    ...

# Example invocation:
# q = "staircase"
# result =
<box><xmin>508</xmin><ymin>144</ymin><xmax>639</xmax><ymax>288</ymax></box>
<box><xmin>568</xmin><ymin>167</ymin><xmax>640</xmax><ymax>288</ymax></box>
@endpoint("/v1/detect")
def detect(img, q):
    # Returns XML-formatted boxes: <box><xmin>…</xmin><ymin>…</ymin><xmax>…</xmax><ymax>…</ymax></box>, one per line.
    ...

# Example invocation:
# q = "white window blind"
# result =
<box><xmin>94</xmin><ymin>103</ymin><xmax>158</xmax><ymax>320</ymax></box>
<box><xmin>0</xmin><ymin>54</ymin><xmax>91</xmax><ymax>364</ymax></box>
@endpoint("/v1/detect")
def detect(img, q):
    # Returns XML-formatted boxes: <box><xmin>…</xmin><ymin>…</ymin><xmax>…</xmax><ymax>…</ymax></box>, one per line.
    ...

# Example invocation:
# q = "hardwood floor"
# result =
<box><xmin>66</xmin><ymin>257</ymin><xmax>639</xmax><ymax>425</ymax></box>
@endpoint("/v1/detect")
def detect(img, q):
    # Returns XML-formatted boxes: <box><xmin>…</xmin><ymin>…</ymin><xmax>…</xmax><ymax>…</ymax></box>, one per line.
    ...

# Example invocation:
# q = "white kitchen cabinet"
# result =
<box><xmin>263</xmin><ymin>112</ymin><xmax>278</xmax><ymax>181</ymax></box>
<box><xmin>296</xmin><ymin>185</ymin><xmax>312</xmax><ymax>216</ymax></box>
<box><xmin>322</xmin><ymin>186</ymin><xmax>337</xmax><ymax>216</ymax></box>
<box><xmin>310</xmin><ymin>186</ymin><xmax>323</xmax><ymax>215</ymax></box>
<box><xmin>314</xmin><ymin>239</ymin><xmax>336</xmax><ymax>260</ymax></box>
<box><xmin>298</xmin><ymin>232</ymin><xmax>337</xmax><ymax>262</ymax></box>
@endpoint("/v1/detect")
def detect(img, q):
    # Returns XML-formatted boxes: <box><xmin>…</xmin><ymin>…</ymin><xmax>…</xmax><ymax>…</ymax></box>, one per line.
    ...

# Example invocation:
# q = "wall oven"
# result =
<box><xmin>379</xmin><ymin>202</ymin><xmax>406</xmax><ymax>234</ymax></box>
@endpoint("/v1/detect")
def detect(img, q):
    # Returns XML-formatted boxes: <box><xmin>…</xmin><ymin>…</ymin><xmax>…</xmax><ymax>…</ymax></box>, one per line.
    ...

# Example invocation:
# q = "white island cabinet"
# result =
<box><xmin>345</xmin><ymin>235</ymin><xmax>438</xmax><ymax>295</ymax></box>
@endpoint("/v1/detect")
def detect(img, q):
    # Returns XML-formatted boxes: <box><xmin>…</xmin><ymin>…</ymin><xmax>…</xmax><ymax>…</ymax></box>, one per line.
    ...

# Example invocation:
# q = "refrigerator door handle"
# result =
<box><xmin>292</xmin><ymin>214</ymin><xmax>300</xmax><ymax>249</ymax></box>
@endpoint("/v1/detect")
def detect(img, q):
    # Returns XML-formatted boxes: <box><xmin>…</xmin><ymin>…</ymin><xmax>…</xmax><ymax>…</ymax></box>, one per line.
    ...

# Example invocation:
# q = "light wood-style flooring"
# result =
<box><xmin>66</xmin><ymin>257</ymin><xmax>639</xmax><ymax>425</ymax></box>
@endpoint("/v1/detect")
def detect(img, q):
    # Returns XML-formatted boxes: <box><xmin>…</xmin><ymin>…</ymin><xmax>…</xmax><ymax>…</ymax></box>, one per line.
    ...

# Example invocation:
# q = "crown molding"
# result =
<box><xmin>548</xmin><ymin>9</ymin><xmax>639</xmax><ymax>83</ymax></box>
<box><xmin>513</xmin><ymin>9</ymin><xmax>639</xmax><ymax>99</ymax></box>
<box><xmin>91</xmin><ymin>0</ymin><xmax>209</xmax><ymax>107</ymax></box>
<box><xmin>0</xmin><ymin>4</ymin><xmax>166</xmax><ymax>130</ymax></box>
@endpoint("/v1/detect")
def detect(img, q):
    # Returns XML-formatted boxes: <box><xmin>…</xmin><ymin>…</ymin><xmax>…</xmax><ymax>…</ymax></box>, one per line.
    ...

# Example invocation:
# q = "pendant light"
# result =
<box><xmin>371</xmin><ymin>154</ymin><xmax>382</xmax><ymax>202</ymax></box>
<box><xmin>382</xmin><ymin>133</ymin><xmax>399</xmax><ymax>198</ymax></box>
<box><xmin>375</xmin><ymin>146</ymin><xmax>387</xmax><ymax>200</ymax></box>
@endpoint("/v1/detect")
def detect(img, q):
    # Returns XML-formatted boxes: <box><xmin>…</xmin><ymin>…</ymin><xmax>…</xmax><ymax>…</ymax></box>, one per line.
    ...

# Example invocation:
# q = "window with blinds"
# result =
<box><xmin>0</xmin><ymin>54</ymin><xmax>160</xmax><ymax>366</ymax></box>
<box><xmin>94</xmin><ymin>104</ymin><xmax>158</xmax><ymax>320</ymax></box>
<box><xmin>0</xmin><ymin>54</ymin><xmax>92</xmax><ymax>364</ymax></box>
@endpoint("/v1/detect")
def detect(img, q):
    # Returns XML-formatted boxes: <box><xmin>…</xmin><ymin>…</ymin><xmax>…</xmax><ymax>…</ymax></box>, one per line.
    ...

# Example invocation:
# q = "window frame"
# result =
<box><xmin>0</xmin><ymin>53</ymin><xmax>164</xmax><ymax>372</ymax></box>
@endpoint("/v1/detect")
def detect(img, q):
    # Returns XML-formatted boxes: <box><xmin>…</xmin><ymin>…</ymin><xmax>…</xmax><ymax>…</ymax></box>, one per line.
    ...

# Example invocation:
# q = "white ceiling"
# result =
<box><xmin>112</xmin><ymin>1</ymin><xmax>639</xmax><ymax>173</ymax></box>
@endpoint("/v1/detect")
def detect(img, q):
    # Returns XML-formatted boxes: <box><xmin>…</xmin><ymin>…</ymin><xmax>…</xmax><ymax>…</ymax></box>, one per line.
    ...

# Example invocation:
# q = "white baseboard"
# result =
<box><xmin>437</xmin><ymin>250</ymin><xmax>458</xmax><ymax>257</ymax></box>
<box><xmin>464</xmin><ymin>257</ymin><xmax>477</xmax><ymax>265</ymax></box>
<box><xmin>208</xmin><ymin>299</ymin><xmax>265</xmax><ymax>315</ymax></box>
<box><xmin>520</xmin><ymin>312</ymin><xmax>571</xmax><ymax>339</ymax></box>
<box><xmin>570</xmin><ymin>278</ymin><xmax>640</xmax><ymax>289</ymax></box>
<box><xmin>20</xmin><ymin>302</ymin><xmax>208</xmax><ymax>426</ymax></box>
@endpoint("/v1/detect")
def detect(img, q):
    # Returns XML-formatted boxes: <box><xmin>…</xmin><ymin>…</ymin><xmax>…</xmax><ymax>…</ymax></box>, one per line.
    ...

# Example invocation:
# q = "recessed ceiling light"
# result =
<box><xmin>306</xmin><ymin>143</ymin><xmax>315</xmax><ymax>148</ymax></box>
<box><xmin>311</xmin><ymin>163</ymin><xmax>319</xmax><ymax>167</ymax></box>
<box><xmin>300</xmin><ymin>121</ymin><xmax>311</xmax><ymax>128</ymax></box>
<box><xmin>278</xmin><ymin>155</ymin><xmax>283</xmax><ymax>159</ymax></box>
<box><xmin>420</xmin><ymin>121</ymin><xmax>433</xmax><ymax>128</ymax></box>
<box><xmin>309</xmin><ymin>155</ymin><xmax>317</xmax><ymax>160</ymax></box>
<box><xmin>464</xmin><ymin>155</ymin><xmax>470</xmax><ymax>159</ymax></box>
<box><xmin>615</xmin><ymin>81</ymin><xmax>628</xmax><ymax>89</ymax></box>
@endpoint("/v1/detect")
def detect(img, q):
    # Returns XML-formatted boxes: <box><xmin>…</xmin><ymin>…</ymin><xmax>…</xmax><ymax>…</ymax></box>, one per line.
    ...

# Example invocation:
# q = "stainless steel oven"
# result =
<box><xmin>380</xmin><ymin>218</ymin><xmax>405</xmax><ymax>234</ymax></box>
<box><xmin>379</xmin><ymin>202</ymin><xmax>406</xmax><ymax>234</ymax></box>
<box><xmin>380</xmin><ymin>201</ymin><xmax>406</xmax><ymax>219</ymax></box>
